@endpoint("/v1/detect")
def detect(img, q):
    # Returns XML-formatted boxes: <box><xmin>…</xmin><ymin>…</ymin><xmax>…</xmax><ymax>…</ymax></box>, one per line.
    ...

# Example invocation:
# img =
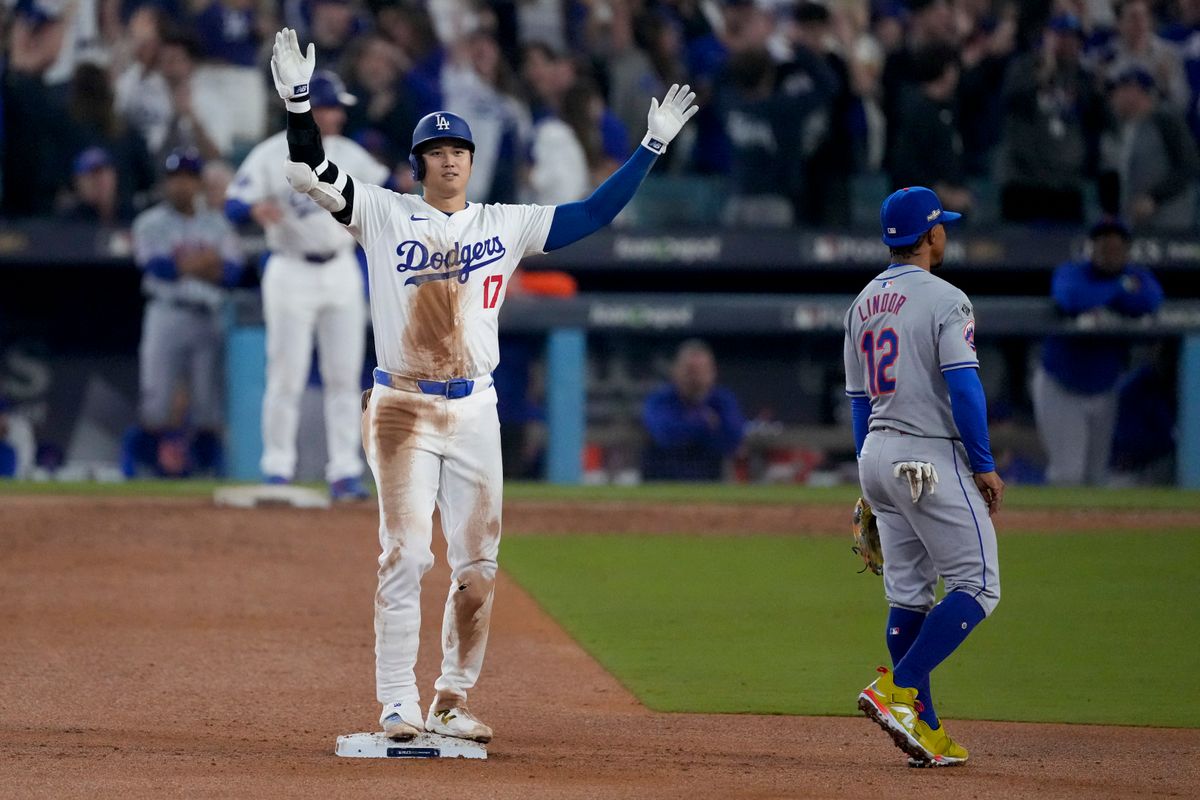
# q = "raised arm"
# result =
<box><xmin>270</xmin><ymin>28</ymin><xmax>356</xmax><ymax>225</ymax></box>
<box><xmin>544</xmin><ymin>84</ymin><xmax>699</xmax><ymax>252</ymax></box>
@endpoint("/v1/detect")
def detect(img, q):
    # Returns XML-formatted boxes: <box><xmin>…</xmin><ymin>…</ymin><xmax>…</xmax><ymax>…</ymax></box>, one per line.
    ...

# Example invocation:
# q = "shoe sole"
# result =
<box><xmin>383</xmin><ymin>724</ymin><xmax>422</xmax><ymax>742</ymax></box>
<box><xmin>857</xmin><ymin>691</ymin><xmax>935</xmax><ymax>764</ymax></box>
<box><xmin>907</xmin><ymin>755</ymin><xmax>967</xmax><ymax>768</ymax></box>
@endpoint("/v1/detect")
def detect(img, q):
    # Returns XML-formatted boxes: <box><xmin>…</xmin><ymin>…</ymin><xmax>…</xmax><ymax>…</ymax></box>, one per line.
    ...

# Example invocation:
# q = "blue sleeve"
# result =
<box><xmin>220</xmin><ymin>261</ymin><xmax>244</xmax><ymax>288</ymax></box>
<box><xmin>710</xmin><ymin>388</ymin><xmax>746</xmax><ymax>454</ymax></box>
<box><xmin>144</xmin><ymin>256</ymin><xmax>178</xmax><ymax>281</ymax></box>
<box><xmin>850</xmin><ymin>395</ymin><xmax>871</xmax><ymax>457</ymax></box>
<box><xmin>1051</xmin><ymin>262</ymin><xmax>1121</xmax><ymax>315</ymax></box>
<box><xmin>224</xmin><ymin>198</ymin><xmax>253</xmax><ymax>224</ymax></box>
<box><xmin>544</xmin><ymin>144</ymin><xmax>657</xmax><ymax>252</ymax></box>
<box><xmin>1111</xmin><ymin>267</ymin><xmax>1164</xmax><ymax>316</ymax></box>
<box><xmin>944</xmin><ymin>368</ymin><xmax>995</xmax><ymax>473</ymax></box>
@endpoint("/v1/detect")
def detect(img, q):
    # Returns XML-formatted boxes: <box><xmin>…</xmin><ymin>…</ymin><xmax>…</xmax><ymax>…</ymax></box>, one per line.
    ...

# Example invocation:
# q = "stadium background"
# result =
<box><xmin>2</xmin><ymin>0</ymin><xmax>1200</xmax><ymax>487</ymax></box>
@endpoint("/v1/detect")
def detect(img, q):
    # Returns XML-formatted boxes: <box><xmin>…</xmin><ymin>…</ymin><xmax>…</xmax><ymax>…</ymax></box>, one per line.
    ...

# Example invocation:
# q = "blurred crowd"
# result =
<box><xmin>3</xmin><ymin>0</ymin><xmax>1200</xmax><ymax>229</ymax></box>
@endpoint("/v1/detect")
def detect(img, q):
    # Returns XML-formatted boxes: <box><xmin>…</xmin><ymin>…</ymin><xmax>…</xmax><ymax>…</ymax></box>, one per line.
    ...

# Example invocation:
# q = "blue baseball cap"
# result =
<box><xmin>164</xmin><ymin>147</ymin><xmax>203</xmax><ymax>175</ymax></box>
<box><xmin>880</xmin><ymin>186</ymin><xmax>962</xmax><ymax>247</ymax></box>
<box><xmin>73</xmin><ymin>146</ymin><xmax>112</xmax><ymax>175</ymax></box>
<box><xmin>309</xmin><ymin>70</ymin><xmax>357</xmax><ymax>108</ymax></box>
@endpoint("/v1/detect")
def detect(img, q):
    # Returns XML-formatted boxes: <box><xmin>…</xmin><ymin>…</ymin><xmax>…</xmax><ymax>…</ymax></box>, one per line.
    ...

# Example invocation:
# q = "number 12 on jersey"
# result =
<box><xmin>483</xmin><ymin>275</ymin><xmax>503</xmax><ymax>309</ymax></box>
<box><xmin>861</xmin><ymin>328</ymin><xmax>899</xmax><ymax>395</ymax></box>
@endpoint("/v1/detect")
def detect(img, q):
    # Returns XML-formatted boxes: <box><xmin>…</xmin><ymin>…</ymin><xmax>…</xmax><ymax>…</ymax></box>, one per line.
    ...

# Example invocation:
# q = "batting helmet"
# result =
<box><xmin>309</xmin><ymin>70</ymin><xmax>357</xmax><ymax>108</ymax></box>
<box><xmin>408</xmin><ymin>111</ymin><xmax>475</xmax><ymax>182</ymax></box>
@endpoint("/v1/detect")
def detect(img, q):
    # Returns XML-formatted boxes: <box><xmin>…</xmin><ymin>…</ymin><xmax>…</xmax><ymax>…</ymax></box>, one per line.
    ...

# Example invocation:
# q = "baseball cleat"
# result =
<box><xmin>857</xmin><ymin>666</ymin><xmax>935</xmax><ymax>764</ymax></box>
<box><xmin>425</xmin><ymin>703</ymin><xmax>493</xmax><ymax>743</ymax></box>
<box><xmin>907</xmin><ymin>719</ymin><xmax>969</xmax><ymax>767</ymax></box>
<box><xmin>264</xmin><ymin>475</ymin><xmax>290</xmax><ymax>485</ymax></box>
<box><xmin>380</xmin><ymin>700</ymin><xmax>424</xmax><ymax>741</ymax></box>
<box><xmin>330</xmin><ymin>476</ymin><xmax>370</xmax><ymax>502</ymax></box>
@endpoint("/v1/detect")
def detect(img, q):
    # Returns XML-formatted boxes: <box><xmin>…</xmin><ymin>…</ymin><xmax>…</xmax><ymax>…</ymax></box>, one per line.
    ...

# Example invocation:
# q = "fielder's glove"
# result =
<box><xmin>852</xmin><ymin>496</ymin><xmax>883</xmax><ymax>576</ymax></box>
<box><xmin>270</xmin><ymin>28</ymin><xmax>316</xmax><ymax>111</ymax></box>
<box><xmin>642</xmin><ymin>83</ymin><xmax>699</xmax><ymax>154</ymax></box>
<box><xmin>894</xmin><ymin>461</ymin><xmax>938</xmax><ymax>504</ymax></box>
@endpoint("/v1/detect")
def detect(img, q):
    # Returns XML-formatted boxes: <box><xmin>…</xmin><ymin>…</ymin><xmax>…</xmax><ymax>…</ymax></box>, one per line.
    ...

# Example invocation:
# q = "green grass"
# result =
<box><xmin>501</xmin><ymin>530</ymin><xmax>1200</xmax><ymax>727</ymax></box>
<box><xmin>7</xmin><ymin>479</ymin><xmax>1198</xmax><ymax>511</ymax></box>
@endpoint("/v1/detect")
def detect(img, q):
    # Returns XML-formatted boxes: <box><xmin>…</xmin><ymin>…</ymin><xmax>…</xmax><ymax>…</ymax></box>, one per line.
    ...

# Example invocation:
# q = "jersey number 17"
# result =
<box><xmin>861</xmin><ymin>329</ymin><xmax>899</xmax><ymax>395</ymax></box>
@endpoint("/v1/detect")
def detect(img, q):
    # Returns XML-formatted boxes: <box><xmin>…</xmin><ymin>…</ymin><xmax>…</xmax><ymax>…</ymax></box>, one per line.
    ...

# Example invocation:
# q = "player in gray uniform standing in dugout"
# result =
<box><xmin>844</xmin><ymin>186</ymin><xmax>1004</xmax><ymax>767</ymax></box>
<box><xmin>122</xmin><ymin>149</ymin><xmax>244</xmax><ymax>477</ymax></box>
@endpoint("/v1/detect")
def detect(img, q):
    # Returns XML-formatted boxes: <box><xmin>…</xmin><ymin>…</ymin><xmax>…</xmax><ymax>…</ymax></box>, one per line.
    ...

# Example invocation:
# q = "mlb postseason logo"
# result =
<box><xmin>435</xmin><ymin>114</ymin><xmax>450</xmax><ymax>131</ymax></box>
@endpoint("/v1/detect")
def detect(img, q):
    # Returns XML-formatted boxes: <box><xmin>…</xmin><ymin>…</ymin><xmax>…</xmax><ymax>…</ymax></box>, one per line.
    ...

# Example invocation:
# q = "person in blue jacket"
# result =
<box><xmin>1032</xmin><ymin>218</ymin><xmax>1164</xmax><ymax>485</ymax></box>
<box><xmin>642</xmin><ymin>339</ymin><xmax>745</xmax><ymax>481</ymax></box>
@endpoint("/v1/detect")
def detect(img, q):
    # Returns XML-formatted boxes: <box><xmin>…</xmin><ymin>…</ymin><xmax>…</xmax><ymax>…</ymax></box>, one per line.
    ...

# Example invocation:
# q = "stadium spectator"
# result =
<box><xmin>8</xmin><ymin>0</ymin><xmax>109</xmax><ymax>87</ymax></box>
<box><xmin>1160</xmin><ymin>0</ymin><xmax>1200</xmax><ymax>142</ymax></box>
<box><xmin>1096</xmin><ymin>0</ymin><xmax>1190</xmax><ymax>111</ymax></box>
<box><xmin>956</xmin><ymin>0</ymin><xmax>1018</xmax><ymax>175</ymax></box>
<box><xmin>343</xmin><ymin>33</ymin><xmax>420</xmax><ymax>173</ymax></box>
<box><xmin>1032</xmin><ymin>218</ymin><xmax>1164</xmax><ymax>486</ymax></box>
<box><xmin>887</xmin><ymin>45</ymin><xmax>972</xmax><ymax>212</ymax></box>
<box><xmin>642</xmin><ymin>339</ymin><xmax>745</xmax><ymax>482</ymax></box>
<box><xmin>57</xmin><ymin>146</ymin><xmax>122</xmax><ymax>224</ymax></box>
<box><xmin>442</xmin><ymin>28</ymin><xmax>530</xmax><ymax>203</ymax></box>
<box><xmin>1099</xmin><ymin>67</ymin><xmax>1199</xmax><ymax>230</ymax></box>
<box><xmin>116</xmin><ymin>28</ymin><xmax>223</xmax><ymax>161</ymax></box>
<box><xmin>601</xmin><ymin>0</ymin><xmax>667</xmax><ymax>161</ymax></box>
<box><xmin>193</xmin><ymin>0</ymin><xmax>262</xmax><ymax>67</ymax></box>
<box><xmin>374</xmin><ymin>1</ymin><xmax>445</xmax><ymax>114</ymax></box>
<box><xmin>521</xmin><ymin>42</ymin><xmax>588</xmax><ymax>203</ymax></box>
<box><xmin>779</xmin><ymin>1</ymin><xmax>850</xmax><ymax>224</ymax></box>
<box><xmin>63</xmin><ymin>62</ymin><xmax>156</xmax><ymax>221</ymax></box>
<box><xmin>561</xmin><ymin>76</ymin><xmax>630</xmax><ymax>185</ymax></box>
<box><xmin>717</xmin><ymin>47</ymin><xmax>803</xmax><ymax>227</ymax></box>
<box><xmin>998</xmin><ymin>14</ymin><xmax>1106</xmax><ymax>224</ymax></box>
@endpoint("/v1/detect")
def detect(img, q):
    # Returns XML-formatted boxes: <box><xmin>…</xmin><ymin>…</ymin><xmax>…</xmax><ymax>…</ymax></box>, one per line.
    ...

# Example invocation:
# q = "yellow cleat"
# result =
<box><xmin>857</xmin><ymin>666</ymin><xmax>935</xmax><ymax>763</ymax></box>
<box><xmin>909</xmin><ymin>719</ymin><xmax>969</xmax><ymax>767</ymax></box>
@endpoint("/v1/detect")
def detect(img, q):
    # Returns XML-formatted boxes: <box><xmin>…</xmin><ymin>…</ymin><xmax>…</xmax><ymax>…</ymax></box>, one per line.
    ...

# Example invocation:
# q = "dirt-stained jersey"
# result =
<box><xmin>348</xmin><ymin>183</ymin><xmax>555</xmax><ymax>380</ymax></box>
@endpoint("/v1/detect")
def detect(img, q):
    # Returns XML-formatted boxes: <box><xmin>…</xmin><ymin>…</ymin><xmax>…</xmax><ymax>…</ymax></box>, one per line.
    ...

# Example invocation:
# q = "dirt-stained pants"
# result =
<box><xmin>362</xmin><ymin>381</ymin><xmax>502</xmax><ymax>709</ymax></box>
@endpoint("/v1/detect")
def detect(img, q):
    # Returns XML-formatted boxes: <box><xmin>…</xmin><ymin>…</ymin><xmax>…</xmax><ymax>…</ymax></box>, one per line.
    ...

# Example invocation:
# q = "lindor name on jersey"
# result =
<box><xmin>395</xmin><ymin>237</ymin><xmax>507</xmax><ymax>286</ymax></box>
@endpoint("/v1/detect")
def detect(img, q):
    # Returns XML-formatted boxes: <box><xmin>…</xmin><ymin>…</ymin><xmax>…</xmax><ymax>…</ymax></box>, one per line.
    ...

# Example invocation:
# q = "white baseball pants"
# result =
<box><xmin>362</xmin><ymin>381</ymin><xmax>503</xmax><ymax>709</ymax></box>
<box><xmin>260</xmin><ymin>251</ymin><xmax>366</xmax><ymax>482</ymax></box>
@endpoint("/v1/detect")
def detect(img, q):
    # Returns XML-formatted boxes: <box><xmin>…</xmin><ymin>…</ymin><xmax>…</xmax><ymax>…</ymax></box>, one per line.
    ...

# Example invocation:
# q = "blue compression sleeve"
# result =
<box><xmin>224</xmin><ymin>198</ymin><xmax>252</xmax><ymax>224</ymax></box>
<box><xmin>144</xmin><ymin>256</ymin><xmax>178</xmax><ymax>281</ymax></box>
<box><xmin>220</xmin><ymin>261</ymin><xmax>243</xmax><ymax>288</ymax></box>
<box><xmin>944</xmin><ymin>368</ymin><xmax>995</xmax><ymax>473</ymax></box>
<box><xmin>849</xmin><ymin>395</ymin><xmax>871</xmax><ymax>457</ymax></box>
<box><xmin>544</xmin><ymin>145</ymin><xmax>658</xmax><ymax>251</ymax></box>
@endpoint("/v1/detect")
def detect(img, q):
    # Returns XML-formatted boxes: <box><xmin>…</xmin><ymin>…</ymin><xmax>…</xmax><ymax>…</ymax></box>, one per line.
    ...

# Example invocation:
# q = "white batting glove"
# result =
<box><xmin>270</xmin><ymin>28</ymin><xmax>316</xmax><ymax>112</ymax></box>
<box><xmin>642</xmin><ymin>83</ymin><xmax>699</xmax><ymax>154</ymax></box>
<box><xmin>894</xmin><ymin>461</ymin><xmax>939</xmax><ymax>504</ymax></box>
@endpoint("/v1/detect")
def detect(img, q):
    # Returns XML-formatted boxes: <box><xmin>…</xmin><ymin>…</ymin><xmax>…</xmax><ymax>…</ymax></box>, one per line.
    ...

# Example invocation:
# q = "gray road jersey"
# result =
<box><xmin>843</xmin><ymin>263</ymin><xmax>978</xmax><ymax>439</ymax></box>
<box><xmin>132</xmin><ymin>201</ymin><xmax>241</xmax><ymax>309</ymax></box>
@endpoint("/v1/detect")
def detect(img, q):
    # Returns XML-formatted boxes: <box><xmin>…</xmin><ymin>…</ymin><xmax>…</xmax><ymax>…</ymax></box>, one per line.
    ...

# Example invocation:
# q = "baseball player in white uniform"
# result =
<box><xmin>226</xmin><ymin>71</ymin><xmax>390</xmax><ymax>499</ymax></box>
<box><xmin>268</xmin><ymin>28</ymin><xmax>698</xmax><ymax>742</ymax></box>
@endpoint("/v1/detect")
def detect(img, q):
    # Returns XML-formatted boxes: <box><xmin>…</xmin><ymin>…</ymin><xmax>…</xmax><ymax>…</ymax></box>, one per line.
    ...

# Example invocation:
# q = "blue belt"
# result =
<box><xmin>303</xmin><ymin>251</ymin><xmax>338</xmax><ymax>264</ymax></box>
<box><xmin>372</xmin><ymin>368</ymin><xmax>490</xmax><ymax>399</ymax></box>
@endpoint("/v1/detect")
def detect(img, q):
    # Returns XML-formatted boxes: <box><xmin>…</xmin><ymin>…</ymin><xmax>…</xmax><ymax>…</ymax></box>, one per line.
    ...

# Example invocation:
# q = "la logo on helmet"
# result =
<box><xmin>435</xmin><ymin>114</ymin><xmax>450</xmax><ymax>131</ymax></box>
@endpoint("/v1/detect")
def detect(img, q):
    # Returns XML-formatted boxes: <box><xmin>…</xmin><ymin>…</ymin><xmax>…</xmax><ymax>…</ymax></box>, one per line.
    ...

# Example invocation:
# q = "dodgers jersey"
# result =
<box><xmin>132</xmin><ymin>201</ymin><xmax>242</xmax><ymax>309</ymax></box>
<box><xmin>349</xmin><ymin>183</ymin><xmax>555</xmax><ymax>380</ymax></box>
<box><xmin>229</xmin><ymin>132</ymin><xmax>390</xmax><ymax>256</ymax></box>
<box><xmin>843</xmin><ymin>263</ymin><xmax>978</xmax><ymax>439</ymax></box>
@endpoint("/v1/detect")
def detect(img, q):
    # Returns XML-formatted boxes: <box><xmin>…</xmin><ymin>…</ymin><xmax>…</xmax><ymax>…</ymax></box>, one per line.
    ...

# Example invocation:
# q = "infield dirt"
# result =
<box><xmin>1</xmin><ymin>496</ymin><xmax>1195</xmax><ymax>799</ymax></box>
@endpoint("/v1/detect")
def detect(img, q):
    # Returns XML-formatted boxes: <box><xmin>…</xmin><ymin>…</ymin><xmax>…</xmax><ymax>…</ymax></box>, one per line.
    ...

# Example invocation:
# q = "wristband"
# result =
<box><xmin>285</xmin><ymin>97</ymin><xmax>312</xmax><ymax>113</ymax></box>
<box><xmin>640</xmin><ymin>133</ymin><xmax>667</xmax><ymax>154</ymax></box>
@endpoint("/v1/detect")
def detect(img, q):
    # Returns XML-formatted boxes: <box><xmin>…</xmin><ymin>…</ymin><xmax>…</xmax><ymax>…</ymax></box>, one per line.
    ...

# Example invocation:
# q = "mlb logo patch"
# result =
<box><xmin>889</xmin><ymin>627</ymin><xmax>901</xmax><ymax>636</ymax></box>
<box><xmin>882</xmin><ymin>280</ymin><xmax>894</xmax><ymax>289</ymax></box>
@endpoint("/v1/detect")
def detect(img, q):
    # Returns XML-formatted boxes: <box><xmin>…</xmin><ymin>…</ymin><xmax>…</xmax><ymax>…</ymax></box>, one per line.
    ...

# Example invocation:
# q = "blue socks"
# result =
<box><xmin>886</xmin><ymin>606</ymin><xmax>939</xmax><ymax>729</ymax></box>
<box><xmin>892</xmin><ymin>591</ymin><xmax>987</xmax><ymax>720</ymax></box>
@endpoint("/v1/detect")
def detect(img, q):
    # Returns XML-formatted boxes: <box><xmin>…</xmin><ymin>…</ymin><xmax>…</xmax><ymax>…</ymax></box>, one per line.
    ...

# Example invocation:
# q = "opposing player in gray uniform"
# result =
<box><xmin>845</xmin><ymin>186</ymin><xmax>1004</xmax><ymax>767</ymax></box>
<box><xmin>122</xmin><ymin>149</ymin><xmax>244</xmax><ymax>477</ymax></box>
